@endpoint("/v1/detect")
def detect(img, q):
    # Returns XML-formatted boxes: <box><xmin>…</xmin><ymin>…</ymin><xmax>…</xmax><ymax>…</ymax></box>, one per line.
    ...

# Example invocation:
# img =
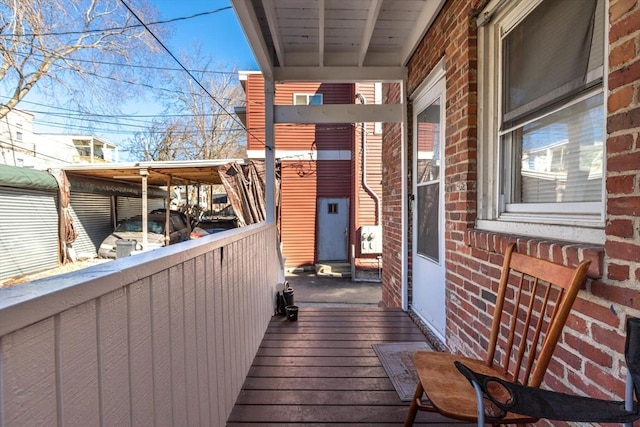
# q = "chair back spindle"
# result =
<box><xmin>485</xmin><ymin>243</ymin><xmax>590</xmax><ymax>387</ymax></box>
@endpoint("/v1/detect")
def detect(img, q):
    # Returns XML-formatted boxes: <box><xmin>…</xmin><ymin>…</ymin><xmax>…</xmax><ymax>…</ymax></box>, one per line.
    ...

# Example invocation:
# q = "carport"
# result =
<box><xmin>60</xmin><ymin>159</ymin><xmax>249</xmax><ymax>250</ymax></box>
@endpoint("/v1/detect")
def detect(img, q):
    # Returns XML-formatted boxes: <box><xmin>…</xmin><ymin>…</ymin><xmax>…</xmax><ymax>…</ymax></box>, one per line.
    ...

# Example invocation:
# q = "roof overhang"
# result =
<box><xmin>231</xmin><ymin>0</ymin><xmax>445</xmax><ymax>82</ymax></box>
<box><xmin>59</xmin><ymin>159</ymin><xmax>248</xmax><ymax>187</ymax></box>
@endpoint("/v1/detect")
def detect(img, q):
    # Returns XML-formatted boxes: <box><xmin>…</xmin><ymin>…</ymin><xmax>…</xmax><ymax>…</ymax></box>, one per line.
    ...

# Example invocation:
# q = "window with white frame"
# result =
<box><xmin>293</xmin><ymin>93</ymin><xmax>323</xmax><ymax>105</ymax></box>
<box><xmin>477</xmin><ymin>0</ymin><xmax>605</xmax><ymax>244</ymax></box>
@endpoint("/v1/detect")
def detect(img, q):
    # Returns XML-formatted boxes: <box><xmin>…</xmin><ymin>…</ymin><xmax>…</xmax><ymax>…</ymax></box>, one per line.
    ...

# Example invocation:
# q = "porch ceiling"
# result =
<box><xmin>231</xmin><ymin>0</ymin><xmax>445</xmax><ymax>82</ymax></box>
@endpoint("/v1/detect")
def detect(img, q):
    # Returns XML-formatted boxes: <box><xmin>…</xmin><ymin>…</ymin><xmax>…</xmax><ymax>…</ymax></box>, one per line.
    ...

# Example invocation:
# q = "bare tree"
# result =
<box><xmin>125</xmin><ymin>54</ymin><xmax>247</xmax><ymax>162</ymax></box>
<box><xmin>129</xmin><ymin>118</ymin><xmax>192</xmax><ymax>161</ymax></box>
<box><xmin>157</xmin><ymin>48</ymin><xmax>247</xmax><ymax>161</ymax></box>
<box><xmin>0</xmin><ymin>0</ymin><xmax>162</xmax><ymax>119</ymax></box>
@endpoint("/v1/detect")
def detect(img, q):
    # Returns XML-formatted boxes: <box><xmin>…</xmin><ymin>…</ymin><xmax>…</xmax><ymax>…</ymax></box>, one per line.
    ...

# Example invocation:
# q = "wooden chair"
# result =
<box><xmin>454</xmin><ymin>317</ymin><xmax>640</xmax><ymax>426</ymax></box>
<box><xmin>404</xmin><ymin>243</ymin><xmax>591</xmax><ymax>426</ymax></box>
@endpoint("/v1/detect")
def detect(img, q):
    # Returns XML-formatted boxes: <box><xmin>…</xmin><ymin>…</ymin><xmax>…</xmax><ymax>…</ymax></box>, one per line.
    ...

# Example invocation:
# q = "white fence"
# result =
<box><xmin>0</xmin><ymin>223</ymin><xmax>281</xmax><ymax>426</ymax></box>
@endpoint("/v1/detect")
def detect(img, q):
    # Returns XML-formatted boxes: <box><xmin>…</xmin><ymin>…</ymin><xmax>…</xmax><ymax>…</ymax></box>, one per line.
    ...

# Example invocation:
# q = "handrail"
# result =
<box><xmin>0</xmin><ymin>222</ymin><xmax>280</xmax><ymax>426</ymax></box>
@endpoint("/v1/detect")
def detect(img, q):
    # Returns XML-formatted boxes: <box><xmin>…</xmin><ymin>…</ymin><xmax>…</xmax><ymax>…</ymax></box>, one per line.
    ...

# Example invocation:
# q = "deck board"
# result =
<box><xmin>227</xmin><ymin>307</ymin><xmax>474</xmax><ymax>426</ymax></box>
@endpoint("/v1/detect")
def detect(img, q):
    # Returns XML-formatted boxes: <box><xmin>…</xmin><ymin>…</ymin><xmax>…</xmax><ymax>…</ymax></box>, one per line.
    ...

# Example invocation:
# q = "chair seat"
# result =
<box><xmin>413</xmin><ymin>351</ymin><xmax>538</xmax><ymax>423</ymax></box>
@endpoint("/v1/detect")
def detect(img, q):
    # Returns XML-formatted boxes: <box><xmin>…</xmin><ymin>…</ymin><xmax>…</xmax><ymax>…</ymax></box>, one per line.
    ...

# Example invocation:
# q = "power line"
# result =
<box><xmin>29</xmin><ymin>108</ymin><xmax>237</xmax><ymax>120</ymax></box>
<box><xmin>9</xmin><ymin>99</ymin><xmax>249</xmax><ymax>128</ymax></box>
<box><xmin>5</xmin><ymin>98</ymin><xmax>251</xmax><ymax>137</ymax></box>
<box><xmin>0</xmin><ymin>8</ymin><xmax>233</xmax><ymax>38</ymax></box>
<box><xmin>117</xmin><ymin>0</ymin><xmax>270</xmax><ymax>150</ymax></box>
<box><xmin>31</xmin><ymin>118</ymin><xmax>247</xmax><ymax>135</ymax></box>
<box><xmin>12</xmin><ymin>49</ymin><xmax>239</xmax><ymax>76</ymax></box>
<box><xmin>5</xmin><ymin>52</ymin><xmax>250</xmax><ymax>109</ymax></box>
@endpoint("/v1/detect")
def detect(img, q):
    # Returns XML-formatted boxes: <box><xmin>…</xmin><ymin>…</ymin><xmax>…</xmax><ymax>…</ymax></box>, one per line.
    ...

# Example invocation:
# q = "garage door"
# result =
<box><xmin>0</xmin><ymin>187</ymin><xmax>59</xmax><ymax>280</ymax></box>
<box><xmin>117</xmin><ymin>196</ymin><xmax>165</xmax><ymax>222</ymax></box>
<box><xmin>69</xmin><ymin>192</ymin><xmax>113</xmax><ymax>258</ymax></box>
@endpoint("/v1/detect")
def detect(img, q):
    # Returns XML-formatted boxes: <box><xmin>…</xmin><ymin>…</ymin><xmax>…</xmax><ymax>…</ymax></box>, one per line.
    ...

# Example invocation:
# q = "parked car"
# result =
<box><xmin>98</xmin><ymin>213</ymin><xmax>190</xmax><ymax>258</ymax></box>
<box><xmin>150</xmin><ymin>208</ymin><xmax>194</xmax><ymax>229</ymax></box>
<box><xmin>190</xmin><ymin>216</ymin><xmax>238</xmax><ymax>239</ymax></box>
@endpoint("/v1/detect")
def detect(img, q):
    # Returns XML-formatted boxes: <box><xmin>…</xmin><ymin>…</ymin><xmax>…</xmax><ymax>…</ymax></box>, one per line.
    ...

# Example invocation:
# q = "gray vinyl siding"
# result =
<box><xmin>116</xmin><ymin>196</ymin><xmax>165</xmax><ymax>222</ymax></box>
<box><xmin>0</xmin><ymin>187</ymin><xmax>59</xmax><ymax>280</ymax></box>
<box><xmin>69</xmin><ymin>192</ymin><xmax>113</xmax><ymax>258</ymax></box>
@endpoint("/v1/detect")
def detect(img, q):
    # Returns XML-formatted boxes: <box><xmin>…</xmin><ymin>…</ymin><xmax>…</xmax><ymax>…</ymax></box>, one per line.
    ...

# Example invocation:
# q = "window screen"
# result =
<box><xmin>502</xmin><ymin>0</ymin><xmax>601</xmax><ymax>130</ymax></box>
<box><xmin>501</xmin><ymin>0</ymin><xmax>604</xmax><ymax>209</ymax></box>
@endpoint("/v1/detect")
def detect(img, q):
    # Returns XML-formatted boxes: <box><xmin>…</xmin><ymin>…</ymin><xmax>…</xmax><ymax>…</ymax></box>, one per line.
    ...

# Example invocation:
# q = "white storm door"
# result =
<box><xmin>411</xmin><ymin>71</ymin><xmax>446</xmax><ymax>342</ymax></box>
<box><xmin>317</xmin><ymin>197</ymin><xmax>349</xmax><ymax>261</ymax></box>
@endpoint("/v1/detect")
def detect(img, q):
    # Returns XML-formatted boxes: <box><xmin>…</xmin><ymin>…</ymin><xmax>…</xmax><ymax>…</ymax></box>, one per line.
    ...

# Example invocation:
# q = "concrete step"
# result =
<box><xmin>315</xmin><ymin>262</ymin><xmax>351</xmax><ymax>278</ymax></box>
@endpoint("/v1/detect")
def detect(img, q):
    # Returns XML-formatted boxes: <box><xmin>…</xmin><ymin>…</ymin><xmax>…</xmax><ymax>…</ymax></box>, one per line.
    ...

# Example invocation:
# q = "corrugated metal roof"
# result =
<box><xmin>59</xmin><ymin>159</ymin><xmax>250</xmax><ymax>187</ymax></box>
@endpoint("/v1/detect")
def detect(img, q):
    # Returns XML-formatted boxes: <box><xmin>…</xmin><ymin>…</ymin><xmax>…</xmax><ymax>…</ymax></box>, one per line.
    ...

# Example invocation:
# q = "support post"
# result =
<box><xmin>166</xmin><ymin>176</ymin><xmax>172</xmax><ymax>245</ymax></box>
<box><xmin>265</xmin><ymin>79</ymin><xmax>276</xmax><ymax>223</ymax></box>
<box><xmin>141</xmin><ymin>168</ymin><xmax>149</xmax><ymax>250</ymax></box>
<box><xmin>401</xmin><ymin>80</ymin><xmax>409</xmax><ymax>311</ymax></box>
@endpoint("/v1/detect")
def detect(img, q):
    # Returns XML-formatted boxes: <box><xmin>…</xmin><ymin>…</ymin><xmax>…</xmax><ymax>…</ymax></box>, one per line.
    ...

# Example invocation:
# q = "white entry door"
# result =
<box><xmin>411</xmin><ymin>67</ymin><xmax>446</xmax><ymax>342</ymax></box>
<box><xmin>317</xmin><ymin>197</ymin><xmax>349</xmax><ymax>261</ymax></box>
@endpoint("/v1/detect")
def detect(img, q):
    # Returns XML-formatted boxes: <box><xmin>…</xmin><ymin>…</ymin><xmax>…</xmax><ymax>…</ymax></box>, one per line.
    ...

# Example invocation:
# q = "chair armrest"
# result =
<box><xmin>454</xmin><ymin>361</ymin><xmax>640</xmax><ymax>424</ymax></box>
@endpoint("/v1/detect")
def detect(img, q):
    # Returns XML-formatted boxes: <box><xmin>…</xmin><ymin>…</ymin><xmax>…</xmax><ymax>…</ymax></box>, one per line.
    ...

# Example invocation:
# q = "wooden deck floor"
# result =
<box><xmin>227</xmin><ymin>307</ymin><xmax>474</xmax><ymax>426</ymax></box>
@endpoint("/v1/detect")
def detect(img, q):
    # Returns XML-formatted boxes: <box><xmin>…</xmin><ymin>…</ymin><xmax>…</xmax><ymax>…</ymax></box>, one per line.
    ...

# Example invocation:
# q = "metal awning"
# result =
<box><xmin>231</xmin><ymin>0</ymin><xmax>445</xmax><ymax>82</ymax></box>
<box><xmin>59</xmin><ymin>159</ymin><xmax>248</xmax><ymax>187</ymax></box>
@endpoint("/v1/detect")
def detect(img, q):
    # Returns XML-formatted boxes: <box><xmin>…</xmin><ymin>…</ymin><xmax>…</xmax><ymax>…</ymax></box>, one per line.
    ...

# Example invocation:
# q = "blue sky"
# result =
<box><xmin>17</xmin><ymin>0</ymin><xmax>258</xmax><ymax>154</ymax></box>
<box><xmin>158</xmin><ymin>0</ymin><xmax>257</xmax><ymax>71</ymax></box>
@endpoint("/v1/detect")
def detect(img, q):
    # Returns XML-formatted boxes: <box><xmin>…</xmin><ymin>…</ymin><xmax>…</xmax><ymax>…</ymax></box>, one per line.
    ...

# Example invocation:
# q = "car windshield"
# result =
<box><xmin>115</xmin><ymin>219</ymin><xmax>164</xmax><ymax>234</ymax></box>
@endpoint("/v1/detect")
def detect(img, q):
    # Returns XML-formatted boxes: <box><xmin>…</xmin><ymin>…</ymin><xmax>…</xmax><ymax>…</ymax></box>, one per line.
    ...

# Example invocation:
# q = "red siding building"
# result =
<box><xmin>240</xmin><ymin>73</ymin><xmax>383</xmax><ymax>273</ymax></box>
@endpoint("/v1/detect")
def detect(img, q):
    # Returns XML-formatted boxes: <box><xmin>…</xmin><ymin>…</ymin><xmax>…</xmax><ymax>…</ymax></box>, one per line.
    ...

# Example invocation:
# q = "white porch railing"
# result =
<box><xmin>0</xmin><ymin>222</ymin><xmax>281</xmax><ymax>426</ymax></box>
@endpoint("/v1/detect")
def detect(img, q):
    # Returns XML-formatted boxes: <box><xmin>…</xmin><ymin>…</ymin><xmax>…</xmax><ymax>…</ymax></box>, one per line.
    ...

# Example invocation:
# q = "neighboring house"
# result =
<box><xmin>239</xmin><ymin>72</ymin><xmax>383</xmax><ymax>274</ymax></box>
<box><xmin>39</xmin><ymin>134</ymin><xmax>119</xmax><ymax>164</ymax></box>
<box><xmin>0</xmin><ymin>109</ymin><xmax>118</xmax><ymax>167</ymax></box>
<box><xmin>233</xmin><ymin>0</ymin><xmax>639</xmax><ymax>411</ymax></box>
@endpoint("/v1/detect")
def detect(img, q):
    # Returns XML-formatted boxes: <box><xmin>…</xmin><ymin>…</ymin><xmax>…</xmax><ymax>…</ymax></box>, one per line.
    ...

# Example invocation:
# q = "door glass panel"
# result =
<box><xmin>417</xmin><ymin>184</ymin><xmax>439</xmax><ymax>261</ymax></box>
<box><xmin>416</xmin><ymin>99</ymin><xmax>441</xmax><ymax>184</ymax></box>
<box><xmin>416</xmin><ymin>96</ymin><xmax>441</xmax><ymax>262</ymax></box>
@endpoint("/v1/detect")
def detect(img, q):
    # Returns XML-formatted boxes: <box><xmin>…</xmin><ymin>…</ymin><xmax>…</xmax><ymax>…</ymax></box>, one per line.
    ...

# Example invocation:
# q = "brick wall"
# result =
<box><xmin>382</xmin><ymin>0</ymin><xmax>640</xmax><ymax>413</ymax></box>
<box><xmin>381</xmin><ymin>83</ymin><xmax>404</xmax><ymax>308</ymax></box>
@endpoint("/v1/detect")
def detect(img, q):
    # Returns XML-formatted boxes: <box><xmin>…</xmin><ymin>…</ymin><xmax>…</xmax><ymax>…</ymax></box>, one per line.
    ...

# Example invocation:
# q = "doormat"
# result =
<box><xmin>372</xmin><ymin>342</ymin><xmax>433</xmax><ymax>402</ymax></box>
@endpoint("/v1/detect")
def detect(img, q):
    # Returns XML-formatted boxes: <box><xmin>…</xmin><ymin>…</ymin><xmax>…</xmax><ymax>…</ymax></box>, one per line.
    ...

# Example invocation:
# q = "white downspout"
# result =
<box><xmin>355</xmin><ymin>93</ymin><xmax>381</xmax><ymax>225</ymax></box>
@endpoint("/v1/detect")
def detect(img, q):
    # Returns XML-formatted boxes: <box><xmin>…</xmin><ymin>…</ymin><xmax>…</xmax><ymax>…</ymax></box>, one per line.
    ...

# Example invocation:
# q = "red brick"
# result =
<box><xmin>608</xmin><ymin>196</ymin><xmax>640</xmax><ymax>216</ymax></box>
<box><xmin>605</xmin><ymin>219</ymin><xmax>633</xmax><ymax>238</ymax></box>
<box><xmin>567</xmin><ymin>368</ymin><xmax>611</xmax><ymax>400</ymax></box>
<box><xmin>607</xmin><ymin>106</ymin><xmax>640</xmax><ymax>132</ymax></box>
<box><xmin>607</xmin><ymin>134</ymin><xmax>634</xmax><ymax>153</ymax></box>
<box><xmin>565</xmin><ymin>313</ymin><xmax>589</xmax><ymax>335</ymax></box>
<box><xmin>551</xmin><ymin>244</ymin><xmax>565</xmax><ymax>264</ymax></box>
<box><xmin>605</xmin><ymin>239</ymin><xmax>640</xmax><ymax>262</ymax></box>
<box><xmin>591</xmin><ymin>322</ymin><xmax>626</xmax><ymax>355</ymax></box>
<box><xmin>608</xmin><ymin>263</ymin><xmax>631</xmax><ymax>281</ymax></box>
<box><xmin>565</xmin><ymin>334</ymin><xmax>613</xmax><ymax>368</ymax></box>
<box><xmin>591</xmin><ymin>280</ymin><xmax>640</xmax><ymax>310</ymax></box>
<box><xmin>553</xmin><ymin>346</ymin><xmax>582</xmax><ymax>371</ymax></box>
<box><xmin>583</xmin><ymin>247</ymin><xmax>605</xmax><ymax>279</ymax></box>
<box><xmin>606</xmin><ymin>175</ymin><xmax>636</xmax><ymax>195</ymax></box>
<box><xmin>608</xmin><ymin>150</ymin><xmax>640</xmax><ymax>172</ymax></box>
<box><xmin>609</xmin><ymin>7</ymin><xmax>640</xmax><ymax>44</ymax></box>
<box><xmin>607</xmin><ymin>82</ymin><xmax>635</xmax><ymax>111</ymax></box>
<box><xmin>610</xmin><ymin>0</ymin><xmax>638</xmax><ymax>22</ymax></box>
<box><xmin>584</xmin><ymin>361</ymin><xmax>626</xmax><ymax>399</ymax></box>
<box><xmin>572</xmin><ymin>297</ymin><xmax>620</xmax><ymax>327</ymax></box>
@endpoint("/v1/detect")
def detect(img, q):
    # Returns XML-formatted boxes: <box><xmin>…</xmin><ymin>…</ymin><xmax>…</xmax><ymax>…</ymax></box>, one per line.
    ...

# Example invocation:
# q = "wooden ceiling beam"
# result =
<box><xmin>358</xmin><ymin>0</ymin><xmax>383</xmax><ymax>67</ymax></box>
